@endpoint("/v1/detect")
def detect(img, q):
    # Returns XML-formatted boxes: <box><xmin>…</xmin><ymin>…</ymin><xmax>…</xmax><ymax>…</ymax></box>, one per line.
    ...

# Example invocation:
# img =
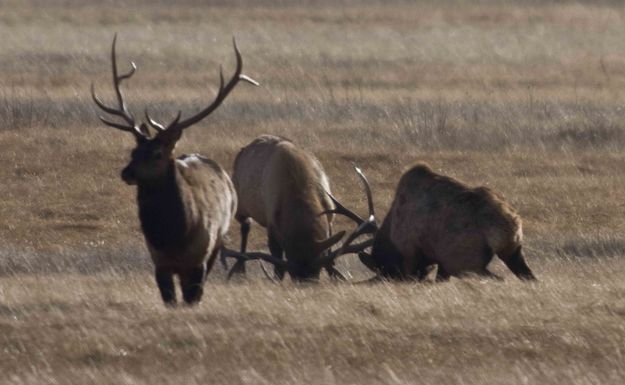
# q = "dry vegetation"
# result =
<box><xmin>1</xmin><ymin>0</ymin><xmax>625</xmax><ymax>384</ymax></box>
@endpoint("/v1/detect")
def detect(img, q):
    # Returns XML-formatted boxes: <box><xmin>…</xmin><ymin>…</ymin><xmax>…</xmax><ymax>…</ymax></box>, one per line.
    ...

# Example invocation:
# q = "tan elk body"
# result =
<box><xmin>335</xmin><ymin>163</ymin><xmax>536</xmax><ymax>281</ymax></box>
<box><xmin>91</xmin><ymin>35</ymin><xmax>257</xmax><ymax>304</ymax></box>
<box><xmin>225</xmin><ymin>135</ymin><xmax>345</xmax><ymax>280</ymax></box>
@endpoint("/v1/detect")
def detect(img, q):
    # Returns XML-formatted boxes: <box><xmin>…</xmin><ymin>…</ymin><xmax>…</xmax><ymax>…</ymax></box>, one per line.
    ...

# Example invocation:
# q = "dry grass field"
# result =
<box><xmin>1</xmin><ymin>0</ymin><xmax>625</xmax><ymax>383</ymax></box>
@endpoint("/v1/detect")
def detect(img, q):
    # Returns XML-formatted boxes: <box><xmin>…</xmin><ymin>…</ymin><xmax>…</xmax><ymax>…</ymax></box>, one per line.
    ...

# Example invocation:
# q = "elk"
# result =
<box><xmin>332</xmin><ymin>163</ymin><xmax>537</xmax><ymax>281</ymax></box>
<box><xmin>221</xmin><ymin>135</ymin><xmax>348</xmax><ymax>281</ymax></box>
<box><xmin>91</xmin><ymin>34</ymin><xmax>257</xmax><ymax>305</ymax></box>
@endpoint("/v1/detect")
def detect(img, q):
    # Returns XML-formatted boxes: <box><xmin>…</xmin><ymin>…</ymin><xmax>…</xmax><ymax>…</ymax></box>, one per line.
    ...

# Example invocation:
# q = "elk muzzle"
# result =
<box><xmin>121</xmin><ymin>165</ymin><xmax>137</xmax><ymax>185</ymax></box>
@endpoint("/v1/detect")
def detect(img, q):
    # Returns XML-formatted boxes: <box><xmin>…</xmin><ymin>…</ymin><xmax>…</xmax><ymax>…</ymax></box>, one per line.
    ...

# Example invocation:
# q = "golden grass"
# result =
<box><xmin>2</xmin><ymin>258</ymin><xmax>625</xmax><ymax>384</ymax></box>
<box><xmin>1</xmin><ymin>1</ymin><xmax>625</xmax><ymax>383</ymax></box>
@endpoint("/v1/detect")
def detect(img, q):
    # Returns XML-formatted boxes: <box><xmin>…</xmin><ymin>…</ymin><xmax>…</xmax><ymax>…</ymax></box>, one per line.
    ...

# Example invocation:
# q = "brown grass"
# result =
<box><xmin>1</xmin><ymin>1</ymin><xmax>625</xmax><ymax>384</ymax></box>
<box><xmin>3</xmin><ymin>259</ymin><xmax>625</xmax><ymax>385</ymax></box>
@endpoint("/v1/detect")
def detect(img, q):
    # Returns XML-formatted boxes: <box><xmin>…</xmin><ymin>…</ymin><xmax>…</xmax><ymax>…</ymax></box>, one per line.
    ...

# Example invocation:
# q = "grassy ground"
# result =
<box><xmin>1</xmin><ymin>1</ymin><xmax>625</xmax><ymax>383</ymax></box>
<box><xmin>3</xmin><ymin>260</ymin><xmax>625</xmax><ymax>385</ymax></box>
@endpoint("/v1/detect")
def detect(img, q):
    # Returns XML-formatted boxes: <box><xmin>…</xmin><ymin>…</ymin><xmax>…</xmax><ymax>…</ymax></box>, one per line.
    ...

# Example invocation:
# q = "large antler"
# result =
<box><xmin>321</xmin><ymin>166</ymin><xmax>378</xmax><ymax>265</ymax></box>
<box><xmin>323</xmin><ymin>166</ymin><xmax>375</xmax><ymax>225</ymax></box>
<box><xmin>91</xmin><ymin>34</ymin><xmax>146</xmax><ymax>139</ymax></box>
<box><xmin>145</xmin><ymin>37</ymin><xmax>259</xmax><ymax>132</ymax></box>
<box><xmin>221</xmin><ymin>247</ymin><xmax>284</xmax><ymax>266</ymax></box>
<box><xmin>221</xmin><ymin>247</ymin><xmax>286</xmax><ymax>281</ymax></box>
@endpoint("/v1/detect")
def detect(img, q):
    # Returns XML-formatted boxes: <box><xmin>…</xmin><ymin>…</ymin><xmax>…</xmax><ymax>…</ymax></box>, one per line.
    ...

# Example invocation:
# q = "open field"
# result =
<box><xmin>1</xmin><ymin>1</ymin><xmax>625</xmax><ymax>383</ymax></box>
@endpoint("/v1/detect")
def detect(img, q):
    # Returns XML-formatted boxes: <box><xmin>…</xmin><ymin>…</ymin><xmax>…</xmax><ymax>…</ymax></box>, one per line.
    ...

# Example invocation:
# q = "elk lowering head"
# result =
<box><xmin>92</xmin><ymin>34</ymin><xmax>258</xmax><ymax>186</ymax></box>
<box><xmin>226</xmin><ymin>164</ymin><xmax>377</xmax><ymax>282</ymax></box>
<box><xmin>91</xmin><ymin>34</ymin><xmax>256</xmax><ymax>305</ymax></box>
<box><xmin>221</xmin><ymin>135</ymin><xmax>350</xmax><ymax>282</ymax></box>
<box><xmin>333</xmin><ymin>163</ymin><xmax>537</xmax><ymax>282</ymax></box>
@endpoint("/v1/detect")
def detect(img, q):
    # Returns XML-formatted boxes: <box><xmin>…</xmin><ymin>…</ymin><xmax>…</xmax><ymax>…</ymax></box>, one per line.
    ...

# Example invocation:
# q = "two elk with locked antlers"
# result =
<box><xmin>91</xmin><ymin>34</ymin><xmax>534</xmax><ymax>296</ymax></box>
<box><xmin>91</xmin><ymin>35</ymin><xmax>258</xmax><ymax>305</ymax></box>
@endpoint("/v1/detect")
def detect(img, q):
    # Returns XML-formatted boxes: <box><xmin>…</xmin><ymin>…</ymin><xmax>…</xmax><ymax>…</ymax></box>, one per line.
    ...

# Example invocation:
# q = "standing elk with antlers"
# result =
<box><xmin>222</xmin><ymin>135</ymin><xmax>348</xmax><ymax>281</ymax></box>
<box><xmin>333</xmin><ymin>163</ymin><xmax>536</xmax><ymax>281</ymax></box>
<box><xmin>91</xmin><ymin>35</ymin><xmax>258</xmax><ymax>305</ymax></box>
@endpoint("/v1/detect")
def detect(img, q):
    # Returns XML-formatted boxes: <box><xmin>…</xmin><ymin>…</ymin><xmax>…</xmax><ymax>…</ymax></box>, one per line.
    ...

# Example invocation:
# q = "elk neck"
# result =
<box><xmin>136</xmin><ymin>160</ymin><xmax>189</xmax><ymax>252</ymax></box>
<box><xmin>279</xmin><ymin>197</ymin><xmax>329</xmax><ymax>243</ymax></box>
<box><xmin>368</xmin><ymin>215</ymin><xmax>405</xmax><ymax>279</ymax></box>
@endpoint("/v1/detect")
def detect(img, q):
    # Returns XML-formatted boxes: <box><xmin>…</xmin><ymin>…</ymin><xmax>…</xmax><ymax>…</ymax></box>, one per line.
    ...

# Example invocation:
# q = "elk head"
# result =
<box><xmin>91</xmin><ymin>34</ymin><xmax>258</xmax><ymax>186</ymax></box>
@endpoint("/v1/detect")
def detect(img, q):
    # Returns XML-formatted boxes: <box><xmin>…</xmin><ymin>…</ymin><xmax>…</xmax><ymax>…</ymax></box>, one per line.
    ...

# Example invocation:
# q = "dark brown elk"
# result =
<box><xmin>221</xmin><ymin>135</ymin><xmax>347</xmax><ymax>281</ymax></box>
<box><xmin>333</xmin><ymin>163</ymin><xmax>536</xmax><ymax>281</ymax></box>
<box><xmin>91</xmin><ymin>35</ymin><xmax>257</xmax><ymax>305</ymax></box>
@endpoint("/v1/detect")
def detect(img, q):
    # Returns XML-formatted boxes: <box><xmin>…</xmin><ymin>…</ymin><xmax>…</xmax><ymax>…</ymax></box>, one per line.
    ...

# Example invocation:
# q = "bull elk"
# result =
<box><xmin>332</xmin><ymin>163</ymin><xmax>537</xmax><ymax>281</ymax></box>
<box><xmin>221</xmin><ymin>135</ymin><xmax>348</xmax><ymax>281</ymax></box>
<box><xmin>91</xmin><ymin>34</ymin><xmax>258</xmax><ymax>305</ymax></box>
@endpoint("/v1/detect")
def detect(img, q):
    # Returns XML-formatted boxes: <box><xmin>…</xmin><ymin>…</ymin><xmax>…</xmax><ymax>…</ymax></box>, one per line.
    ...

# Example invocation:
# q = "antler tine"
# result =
<box><xmin>110</xmin><ymin>33</ymin><xmax>137</xmax><ymax>127</ymax></box>
<box><xmin>354</xmin><ymin>165</ymin><xmax>375</xmax><ymax>219</ymax></box>
<box><xmin>339</xmin><ymin>238</ymin><xmax>375</xmax><ymax>256</ymax></box>
<box><xmin>230</xmin><ymin>37</ymin><xmax>260</xmax><ymax>87</ymax></box>
<box><xmin>167</xmin><ymin>111</ymin><xmax>182</xmax><ymax>128</ymax></box>
<box><xmin>321</xmin><ymin>191</ymin><xmax>365</xmax><ymax>225</ymax></box>
<box><xmin>96</xmin><ymin>115</ymin><xmax>133</xmax><ymax>131</ymax></box>
<box><xmin>144</xmin><ymin>108</ymin><xmax>166</xmax><ymax>132</ymax></box>
<box><xmin>91</xmin><ymin>84</ymin><xmax>124</xmax><ymax>117</ymax></box>
<box><xmin>221</xmin><ymin>247</ymin><xmax>286</xmax><ymax>267</ymax></box>
<box><xmin>320</xmin><ymin>236</ymin><xmax>375</xmax><ymax>267</ymax></box>
<box><xmin>232</xmin><ymin>37</ymin><xmax>260</xmax><ymax>86</ymax></box>
<box><xmin>321</xmin><ymin>166</ymin><xmax>375</xmax><ymax>225</ymax></box>
<box><xmin>318</xmin><ymin>165</ymin><xmax>378</xmax><ymax>266</ymax></box>
<box><xmin>91</xmin><ymin>83</ymin><xmax>134</xmax><ymax>126</ymax></box>
<box><xmin>96</xmin><ymin>114</ymin><xmax>145</xmax><ymax>137</ymax></box>
<box><xmin>170</xmin><ymin>37</ymin><xmax>259</xmax><ymax>131</ymax></box>
<box><xmin>117</xmin><ymin>62</ymin><xmax>136</xmax><ymax>82</ymax></box>
<box><xmin>336</xmin><ymin>222</ymin><xmax>374</xmax><ymax>256</ymax></box>
<box><xmin>92</xmin><ymin>34</ymin><xmax>143</xmax><ymax>137</ymax></box>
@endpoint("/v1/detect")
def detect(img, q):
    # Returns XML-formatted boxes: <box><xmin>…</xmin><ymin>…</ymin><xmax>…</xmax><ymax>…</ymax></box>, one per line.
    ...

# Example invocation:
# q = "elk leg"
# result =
<box><xmin>476</xmin><ymin>246</ymin><xmax>500</xmax><ymax>280</ymax></box>
<box><xmin>240</xmin><ymin>218</ymin><xmax>251</xmax><ymax>252</ymax></box>
<box><xmin>155</xmin><ymin>267</ymin><xmax>176</xmax><ymax>306</ymax></box>
<box><xmin>205</xmin><ymin>244</ymin><xmax>220</xmax><ymax>277</ymax></box>
<box><xmin>501</xmin><ymin>246</ymin><xmax>536</xmax><ymax>281</ymax></box>
<box><xmin>181</xmin><ymin>264</ymin><xmax>207</xmax><ymax>305</ymax></box>
<box><xmin>412</xmin><ymin>250</ymin><xmax>434</xmax><ymax>281</ymax></box>
<box><xmin>435</xmin><ymin>265</ymin><xmax>451</xmax><ymax>282</ymax></box>
<box><xmin>478</xmin><ymin>269</ymin><xmax>503</xmax><ymax>280</ymax></box>
<box><xmin>228</xmin><ymin>217</ymin><xmax>251</xmax><ymax>276</ymax></box>
<box><xmin>268</xmin><ymin>231</ymin><xmax>285</xmax><ymax>280</ymax></box>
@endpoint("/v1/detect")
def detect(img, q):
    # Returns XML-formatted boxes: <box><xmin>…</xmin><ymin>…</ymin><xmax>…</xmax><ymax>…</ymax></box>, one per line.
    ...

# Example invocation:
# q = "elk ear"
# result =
<box><xmin>315</xmin><ymin>231</ymin><xmax>346</xmax><ymax>252</ymax></box>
